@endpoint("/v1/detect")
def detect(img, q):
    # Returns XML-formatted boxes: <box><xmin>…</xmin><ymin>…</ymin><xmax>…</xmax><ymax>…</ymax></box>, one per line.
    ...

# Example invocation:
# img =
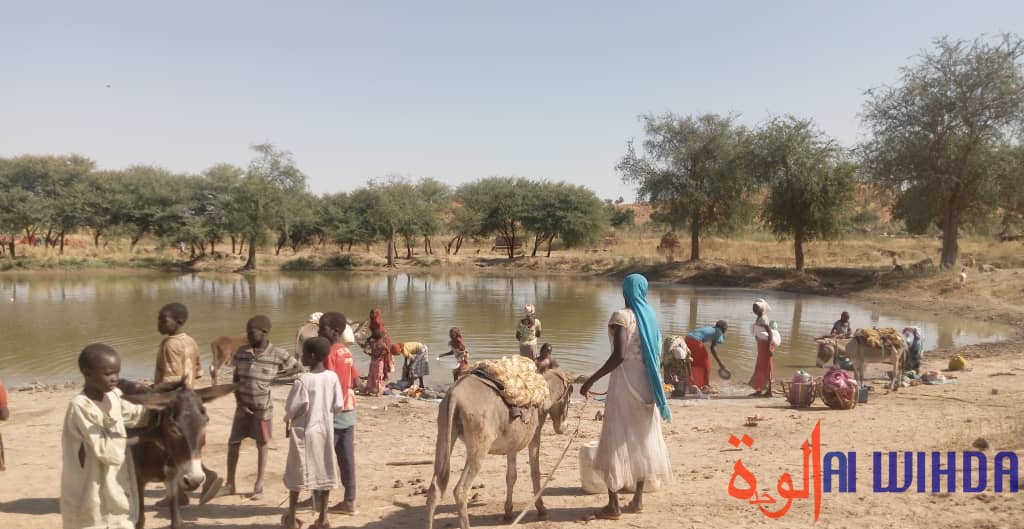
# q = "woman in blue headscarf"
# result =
<box><xmin>580</xmin><ymin>273</ymin><xmax>673</xmax><ymax>520</ymax></box>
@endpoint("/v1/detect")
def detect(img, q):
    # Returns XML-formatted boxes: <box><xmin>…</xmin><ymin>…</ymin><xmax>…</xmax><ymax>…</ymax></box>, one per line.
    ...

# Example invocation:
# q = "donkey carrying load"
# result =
<box><xmin>815</xmin><ymin>328</ymin><xmax>906</xmax><ymax>390</ymax></box>
<box><xmin>426</xmin><ymin>356</ymin><xmax>573</xmax><ymax>529</ymax></box>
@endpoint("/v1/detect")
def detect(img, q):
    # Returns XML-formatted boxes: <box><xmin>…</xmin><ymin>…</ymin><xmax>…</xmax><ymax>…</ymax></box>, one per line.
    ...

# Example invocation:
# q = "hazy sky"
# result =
<box><xmin>3</xmin><ymin>1</ymin><xmax>1022</xmax><ymax>199</ymax></box>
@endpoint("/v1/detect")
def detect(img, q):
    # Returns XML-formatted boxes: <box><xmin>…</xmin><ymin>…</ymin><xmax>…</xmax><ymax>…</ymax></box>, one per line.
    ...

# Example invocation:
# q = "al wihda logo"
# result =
<box><xmin>726</xmin><ymin>420</ymin><xmax>1020</xmax><ymax>522</ymax></box>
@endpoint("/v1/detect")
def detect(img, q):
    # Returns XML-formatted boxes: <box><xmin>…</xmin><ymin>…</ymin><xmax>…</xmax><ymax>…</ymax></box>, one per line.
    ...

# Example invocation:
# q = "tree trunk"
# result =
<box><xmin>7</xmin><ymin>239</ymin><xmax>14</xmax><ymax>258</ymax></box>
<box><xmin>93</xmin><ymin>231</ymin><xmax>102</xmax><ymax>248</ymax></box>
<box><xmin>794</xmin><ymin>227</ymin><xmax>805</xmax><ymax>272</ymax></box>
<box><xmin>59</xmin><ymin>231</ymin><xmax>66</xmax><ymax>255</ymax></box>
<box><xmin>546</xmin><ymin>234</ymin><xmax>554</xmax><ymax>257</ymax></box>
<box><xmin>44</xmin><ymin>228</ymin><xmax>53</xmax><ymax>248</ymax></box>
<box><xmin>689</xmin><ymin>213</ymin><xmax>701</xmax><ymax>262</ymax></box>
<box><xmin>940</xmin><ymin>210</ymin><xmax>960</xmax><ymax>268</ymax></box>
<box><xmin>454</xmin><ymin>234</ymin><xmax>464</xmax><ymax>255</ymax></box>
<box><xmin>238</xmin><ymin>239</ymin><xmax>246</xmax><ymax>255</ymax></box>
<box><xmin>347</xmin><ymin>241</ymin><xmax>353</xmax><ymax>252</ymax></box>
<box><xmin>531</xmin><ymin>233</ymin><xmax>542</xmax><ymax>257</ymax></box>
<box><xmin>506</xmin><ymin>226</ymin><xmax>516</xmax><ymax>260</ymax></box>
<box><xmin>387</xmin><ymin>227</ymin><xmax>396</xmax><ymax>267</ymax></box>
<box><xmin>230</xmin><ymin>236</ymin><xmax>236</xmax><ymax>254</ymax></box>
<box><xmin>406</xmin><ymin>237</ymin><xmax>413</xmax><ymax>259</ymax></box>
<box><xmin>242</xmin><ymin>236</ymin><xmax>257</xmax><ymax>270</ymax></box>
<box><xmin>210</xmin><ymin>239</ymin><xmax>216</xmax><ymax>254</ymax></box>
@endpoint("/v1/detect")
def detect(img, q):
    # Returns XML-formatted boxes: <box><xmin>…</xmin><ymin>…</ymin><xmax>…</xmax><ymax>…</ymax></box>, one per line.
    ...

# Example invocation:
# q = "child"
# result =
<box><xmin>154</xmin><ymin>302</ymin><xmax>222</xmax><ymax>505</ymax></box>
<box><xmin>154</xmin><ymin>302</ymin><xmax>203</xmax><ymax>388</ymax></box>
<box><xmin>60</xmin><ymin>344</ymin><xmax>150</xmax><ymax>529</ymax></box>
<box><xmin>319</xmin><ymin>312</ymin><xmax>359</xmax><ymax>515</ymax></box>
<box><xmin>364</xmin><ymin>308</ymin><xmax>393</xmax><ymax>396</ymax></box>
<box><xmin>282</xmin><ymin>337</ymin><xmax>344</xmax><ymax>529</ymax></box>
<box><xmin>439</xmin><ymin>327</ymin><xmax>470</xmax><ymax>382</ymax></box>
<box><xmin>391</xmin><ymin>342</ymin><xmax>430</xmax><ymax>388</ymax></box>
<box><xmin>223</xmin><ymin>315</ymin><xmax>300</xmax><ymax>500</ymax></box>
<box><xmin>535</xmin><ymin>343</ymin><xmax>559</xmax><ymax>373</ymax></box>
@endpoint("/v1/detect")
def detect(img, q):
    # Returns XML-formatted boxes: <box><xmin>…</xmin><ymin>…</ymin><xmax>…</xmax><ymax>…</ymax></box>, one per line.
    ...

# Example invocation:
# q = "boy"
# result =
<box><xmin>535</xmin><ymin>343</ymin><xmax>559</xmax><ymax>373</ymax></box>
<box><xmin>61</xmin><ymin>344</ymin><xmax>149</xmax><ymax>529</ymax></box>
<box><xmin>154</xmin><ymin>302</ymin><xmax>203</xmax><ymax>387</ymax></box>
<box><xmin>222</xmin><ymin>315</ymin><xmax>300</xmax><ymax>500</ymax></box>
<box><xmin>154</xmin><ymin>302</ymin><xmax>222</xmax><ymax>504</ymax></box>
<box><xmin>318</xmin><ymin>312</ymin><xmax>359</xmax><ymax>515</ymax></box>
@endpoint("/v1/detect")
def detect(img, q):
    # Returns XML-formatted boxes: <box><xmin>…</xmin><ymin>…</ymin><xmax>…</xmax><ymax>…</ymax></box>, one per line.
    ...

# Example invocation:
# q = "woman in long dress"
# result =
<box><xmin>749</xmin><ymin>299</ymin><xmax>774</xmax><ymax>397</ymax></box>
<box><xmin>580</xmin><ymin>273</ymin><xmax>673</xmax><ymax>520</ymax></box>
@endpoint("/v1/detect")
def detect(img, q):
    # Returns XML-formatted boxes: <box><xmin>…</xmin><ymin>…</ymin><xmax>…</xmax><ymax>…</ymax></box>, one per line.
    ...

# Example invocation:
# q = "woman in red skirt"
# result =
<box><xmin>749</xmin><ymin>299</ymin><xmax>775</xmax><ymax>397</ymax></box>
<box><xmin>684</xmin><ymin>320</ymin><xmax>728</xmax><ymax>391</ymax></box>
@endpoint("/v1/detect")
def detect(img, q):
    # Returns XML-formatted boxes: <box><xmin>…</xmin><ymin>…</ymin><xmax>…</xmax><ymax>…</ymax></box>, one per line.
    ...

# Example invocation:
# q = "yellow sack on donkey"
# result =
<box><xmin>471</xmin><ymin>355</ymin><xmax>549</xmax><ymax>408</ymax></box>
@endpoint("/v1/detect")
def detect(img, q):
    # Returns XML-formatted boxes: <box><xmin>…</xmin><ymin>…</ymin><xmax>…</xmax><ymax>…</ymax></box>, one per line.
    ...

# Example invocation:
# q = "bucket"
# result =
<box><xmin>579</xmin><ymin>440</ymin><xmax>662</xmax><ymax>494</ymax></box>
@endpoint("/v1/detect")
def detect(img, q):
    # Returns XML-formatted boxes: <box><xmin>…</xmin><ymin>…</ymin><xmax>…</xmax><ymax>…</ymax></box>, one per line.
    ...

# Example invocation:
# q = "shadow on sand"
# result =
<box><xmin>0</xmin><ymin>497</ymin><xmax>59</xmax><ymax>515</ymax></box>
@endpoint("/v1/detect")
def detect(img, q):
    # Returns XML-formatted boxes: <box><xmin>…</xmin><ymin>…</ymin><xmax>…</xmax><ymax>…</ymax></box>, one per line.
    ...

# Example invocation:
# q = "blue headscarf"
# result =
<box><xmin>622</xmin><ymin>274</ymin><xmax>671</xmax><ymax>422</ymax></box>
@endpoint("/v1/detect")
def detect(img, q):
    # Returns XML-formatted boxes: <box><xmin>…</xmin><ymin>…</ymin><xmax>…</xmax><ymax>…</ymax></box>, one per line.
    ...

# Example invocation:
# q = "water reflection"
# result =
<box><xmin>0</xmin><ymin>272</ymin><xmax>1012</xmax><ymax>388</ymax></box>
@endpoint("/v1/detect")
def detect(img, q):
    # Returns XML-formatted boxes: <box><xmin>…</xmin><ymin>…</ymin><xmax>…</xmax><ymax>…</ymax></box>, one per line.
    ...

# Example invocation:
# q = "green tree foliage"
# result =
<box><xmin>238</xmin><ymin>144</ymin><xmax>307</xmax><ymax>270</ymax></box>
<box><xmin>750</xmin><ymin>117</ymin><xmax>856</xmax><ymax>271</ymax></box>
<box><xmin>524</xmin><ymin>182</ymin><xmax>606</xmax><ymax>256</ymax></box>
<box><xmin>618</xmin><ymin>113</ymin><xmax>754</xmax><ymax>261</ymax></box>
<box><xmin>606</xmin><ymin>203</ymin><xmax>636</xmax><ymax>228</ymax></box>
<box><xmin>0</xmin><ymin>154</ymin><xmax>95</xmax><ymax>253</ymax></box>
<box><xmin>861</xmin><ymin>34</ymin><xmax>1024</xmax><ymax>267</ymax></box>
<box><xmin>454</xmin><ymin>177</ymin><xmax>534</xmax><ymax>259</ymax></box>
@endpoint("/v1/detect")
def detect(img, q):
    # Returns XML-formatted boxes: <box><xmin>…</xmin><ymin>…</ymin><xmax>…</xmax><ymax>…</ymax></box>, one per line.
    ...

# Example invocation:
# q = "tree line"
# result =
<box><xmin>620</xmin><ymin>34</ymin><xmax>1024</xmax><ymax>269</ymax></box>
<box><xmin>0</xmin><ymin>144</ymin><xmax>606</xmax><ymax>269</ymax></box>
<box><xmin>2</xmin><ymin>34</ymin><xmax>1022</xmax><ymax>272</ymax></box>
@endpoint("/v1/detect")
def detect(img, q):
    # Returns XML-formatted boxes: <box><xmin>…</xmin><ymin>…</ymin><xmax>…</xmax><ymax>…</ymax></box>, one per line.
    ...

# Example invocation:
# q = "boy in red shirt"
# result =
<box><xmin>318</xmin><ymin>312</ymin><xmax>359</xmax><ymax>515</ymax></box>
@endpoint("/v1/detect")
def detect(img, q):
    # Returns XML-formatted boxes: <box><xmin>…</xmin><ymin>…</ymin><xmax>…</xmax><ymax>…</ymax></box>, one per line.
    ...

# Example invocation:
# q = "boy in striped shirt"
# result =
<box><xmin>222</xmin><ymin>315</ymin><xmax>300</xmax><ymax>500</ymax></box>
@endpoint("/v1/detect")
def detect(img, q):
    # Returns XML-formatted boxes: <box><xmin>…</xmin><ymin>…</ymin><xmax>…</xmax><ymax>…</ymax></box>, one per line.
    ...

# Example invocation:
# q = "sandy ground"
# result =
<box><xmin>3</xmin><ymin>264</ymin><xmax>1024</xmax><ymax>529</ymax></box>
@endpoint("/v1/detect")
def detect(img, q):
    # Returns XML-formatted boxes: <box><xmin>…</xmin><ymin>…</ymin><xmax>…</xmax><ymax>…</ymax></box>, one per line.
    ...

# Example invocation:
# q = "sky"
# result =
<box><xmin>2</xmin><ymin>1</ymin><xmax>1023</xmax><ymax>200</ymax></box>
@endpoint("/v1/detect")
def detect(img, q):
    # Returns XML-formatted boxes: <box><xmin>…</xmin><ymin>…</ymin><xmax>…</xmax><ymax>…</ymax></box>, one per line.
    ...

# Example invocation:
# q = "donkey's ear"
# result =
<box><xmin>196</xmin><ymin>383</ymin><xmax>237</xmax><ymax>403</ymax></box>
<box><xmin>123</xmin><ymin>391</ymin><xmax>177</xmax><ymax>410</ymax></box>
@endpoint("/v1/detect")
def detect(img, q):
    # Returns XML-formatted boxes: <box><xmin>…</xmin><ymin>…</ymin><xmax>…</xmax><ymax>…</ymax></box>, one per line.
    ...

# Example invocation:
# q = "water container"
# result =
<box><xmin>857</xmin><ymin>385</ymin><xmax>869</xmax><ymax>403</ymax></box>
<box><xmin>579</xmin><ymin>440</ymin><xmax>662</xmax><ymax>494</ymax></box>
<box><xmin>579</xmin><ymin>441</ymin><xmax>605</xmax><ymax>494</ymax></box>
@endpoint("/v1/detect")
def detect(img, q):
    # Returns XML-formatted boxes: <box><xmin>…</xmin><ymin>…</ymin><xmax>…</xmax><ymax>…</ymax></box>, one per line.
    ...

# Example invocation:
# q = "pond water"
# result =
<box><xmin>0</xmin><ymin>271</ymin><xmax>1013</xmax><ymax>388</ymax></box>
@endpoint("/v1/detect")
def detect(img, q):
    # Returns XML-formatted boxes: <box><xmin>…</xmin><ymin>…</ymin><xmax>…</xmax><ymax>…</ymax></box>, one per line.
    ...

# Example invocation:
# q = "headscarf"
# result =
<box><xmin>308</xmin><ymin>312</ymin><xmax>324</xmax><ymax>325</ymax></box>
<box><xmin>754</xmin><ymin>299</ymin><xmax>771</xmax><ymax>314</ymax></box>
<box><xmin>622</xmin><ymin>274</ymin><xmax>670</xmax><ymax>422</ymax></box>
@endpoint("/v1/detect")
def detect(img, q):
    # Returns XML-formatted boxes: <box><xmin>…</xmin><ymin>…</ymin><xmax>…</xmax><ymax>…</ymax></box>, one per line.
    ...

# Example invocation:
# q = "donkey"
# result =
<box><xmin>815</xmin><ymin>335</ymin><xmax>905</xmax><ymax>390</ymax></box>
<box><xmin>426</xmin><ymin>368</ymin><xmax>573</xmax><ymax>529</ymax></box>
<box><xmin>209</xmin><ymin>335</ymin><xmax>247</xmax><ymax>385</ymax></box>
<box><xmin>119</xmin><ymin>380</ymin><xmax>235</xmax><ymax>529</ymax></box>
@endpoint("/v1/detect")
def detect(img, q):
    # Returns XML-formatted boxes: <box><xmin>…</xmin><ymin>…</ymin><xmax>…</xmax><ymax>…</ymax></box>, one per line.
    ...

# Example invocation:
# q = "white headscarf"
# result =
<box><xmin>342</xmin><ymin>324</ymin><xmax>356</xmax><ymax>344</ymax></box>
<box><xmin>753</xmin><ymin>299</ymin><xmax>771</xmax><ymax>314</ymax></box>
<box><xmin>524</xmin><ymin>304</ymin><xmax>536</xmax><ymax>317</ymax></box>
<box><xmin>308</xmin><ymin>312</ymin><xmax>324</xmax><ymax>324</ymax></box>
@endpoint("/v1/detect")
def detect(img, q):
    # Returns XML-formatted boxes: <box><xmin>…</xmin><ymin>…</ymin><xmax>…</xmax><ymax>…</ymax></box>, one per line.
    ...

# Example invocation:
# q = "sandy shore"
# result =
<box><xmin>2</xmin><ymin>334</ymin><xmax>1023</xmax><ymax>529</ymax></box>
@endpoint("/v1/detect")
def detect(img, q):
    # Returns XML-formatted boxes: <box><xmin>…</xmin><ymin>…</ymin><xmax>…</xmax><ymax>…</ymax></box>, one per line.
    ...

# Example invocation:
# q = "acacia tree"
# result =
<box><xmin>861</xmin><ymin>34</ymin><xmax>1024</xmax><ymax>267</ymax></box>
<box><xmin>618</xmin><ymin>113</ymin><xmax>754</xmax><ymax>261</ymax></box>
<box><xmin>238</xmin><ymin>144</ymin><xmax>307</xmax><ymax>271</ymax></box>
<box><xmin>457</xmin><ymin>177</ymin><xmax>534</xmax><ymax>259</ymax></box>
<box><xmin>523</xmin><ymin>182</ymin><xmax>606</xmax><ymax>256</ymax></box>
<box><xmin>750</xmin><ymin>117</ymin><xmax>855</xmax><ymax>271</ymax></box>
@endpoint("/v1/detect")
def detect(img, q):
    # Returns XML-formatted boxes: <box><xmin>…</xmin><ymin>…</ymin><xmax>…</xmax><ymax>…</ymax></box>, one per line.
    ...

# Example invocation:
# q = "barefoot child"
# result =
<box><xmin>154</xmin><ymin>302</ymin><xmax>222</xmax><ymax>505</ymax></box>
<box><xmin>439</xmin><ymin>327</ymin><xmax>470</xmax><ymax>381</ymax></box>
<box><xmin>319</xmin><ymin>312</ymin><xmax>359</xmax><ymax>515</ymax></box>
<box><xmin>61</xmin><ymin>344</ymin><xmax>150</xmax><ymax>529</ymax></box>
<box><xmin>223</xmin><ymin>315</ymin><xmax>301</xmax><ymax>500</ymax></box>
<box><xmin>282</xmin><ymin>337</ymin><xmax>345</xmax><ymax>529</ymax></box>
<box><xmin>535</xmin><ymin>343</ymin><xmax>560</xmax><ymax>373</ymax></box>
